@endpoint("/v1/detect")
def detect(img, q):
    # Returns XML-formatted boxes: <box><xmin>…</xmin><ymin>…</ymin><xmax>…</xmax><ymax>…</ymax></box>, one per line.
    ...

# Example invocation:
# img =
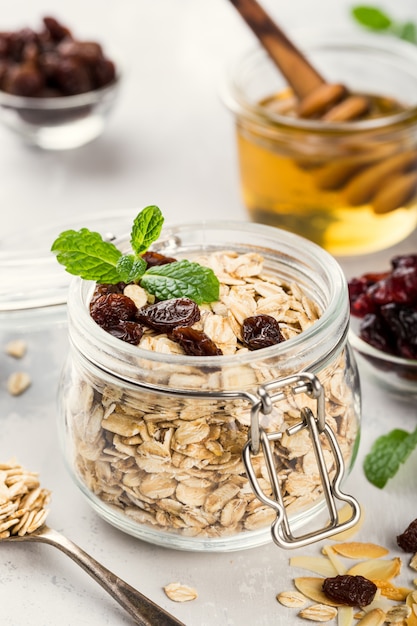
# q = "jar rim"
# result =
<box><xmin>222</xmin><ymin>29</ymin><xmax>417</xmax><ymax>134</ymax></box>
<box><xmin>67</xmin><ymin>219</ymin><xmax>349</xmax><ymax>372</ymax></box>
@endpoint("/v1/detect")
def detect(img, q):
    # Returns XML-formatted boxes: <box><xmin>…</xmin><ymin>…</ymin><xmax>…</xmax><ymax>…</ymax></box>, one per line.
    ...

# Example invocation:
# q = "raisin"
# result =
<box><xmin>0</xmin><ymin>17</ymin><xmax>116</xmax><ymax>98</ymax></box>
<box><xmin>90</xmin><ymin>293</ymin><xmax>137</xmax><ymax>328</ymax></box>
<box><xmin>90</xmin><ymin>282</ymin><xmax>126</xmax><ymax>304</ymax></box>
<box><xmin>171</xmin><ymin>327</ymin><xmax>223</xmax><ymax>356</ymax></box>
<box><xmin>322</xmin><ymin>575</ymin><xmax>377</xmax><ymax>607</ymax></box>
<box><xmin>136</xmin><ymin>298</ymin><xmax>200</xmax><ymax>332</ymax></box>
<box><xmin>54</xmin><ymin>56</ymin><xmax>93</xmax><ymax>95</ymax></box>
<box><xmin>141</xmin><ymin>251</ymin><xmax>177</xmax><ymax>267</ymax></box>
<box><xmin>397</xmin><ymin>518</ymin><xmax>417</xmax><ymax>552</ymax></box>
<box><xmin>105</xmin><ymin>321</ymin><xmax>144</xmax><ymax>345</ymax></box>
<box><xmin>242</xmin><ymin>314</ymin><xmax>285</xmax><ymax>350</ymax></box>
<box><xmin>43</xmin><ymin>16</ymin><xmax>72</xmax><ymax>43</ymax></box>
<box><xmin>3</xmin><ymin>62</ymin><xmax>44</xmax><ymax>96</ymax></box>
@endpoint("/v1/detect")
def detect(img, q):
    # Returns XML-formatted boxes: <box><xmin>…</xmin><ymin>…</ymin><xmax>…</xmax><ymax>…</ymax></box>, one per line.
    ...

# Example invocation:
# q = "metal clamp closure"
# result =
<box><xmin>243</xmin><ymin>373</ymin><xmax>360</xmax><ymax>548</ymax></box>
<box><xmin>249</xmin><ymin>372</ymin><xmax>326</xmax><ymax>456</ymax></box>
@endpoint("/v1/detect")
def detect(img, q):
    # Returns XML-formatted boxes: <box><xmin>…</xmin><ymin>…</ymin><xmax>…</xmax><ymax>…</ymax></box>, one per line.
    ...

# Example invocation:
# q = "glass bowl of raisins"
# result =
<box><xmin>0</xmin><ymin>16</ymin><xmax>121</xmax><ymax>150</ymax></box>
<box><xmin>348</xmin><ymin>254</ymin><xmax>417</xmax><ymax>394</ymax></box>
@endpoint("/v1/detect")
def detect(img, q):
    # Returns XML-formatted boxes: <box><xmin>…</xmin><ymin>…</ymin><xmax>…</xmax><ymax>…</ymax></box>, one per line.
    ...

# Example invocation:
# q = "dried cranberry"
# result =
<box><xmin>90</xmin><ymin>292</ymin><xmax>137</xmax><ymax>328</ymax></box>
<box><xmin>359</xmin><ymin>313</ymin><xmax>395</xmax><ymax>354</ymax></box>
<box><xmin>391</xmin><ymin>254</ymin><xmax>417</xmax><ymax>270</ymax></box>
<box><xmin>349</xmin><ymin>254</ymin><xmax>417</xmax><ymax>360</ymax></box>
<box><xmin>397</xmin><ymin>518</ymin><xmax>417</xmax><ymax>552</ymax></box>
<box><xmin>141</xmin><ymin>251</ymin><xmax>177</xmax><ymax>267</ymax></box>
<box><xmin>136</xmin><ymin>298</ymin><xmax>200</xmax><ymax>333</ymax></box>
<box><xmin>242</xmin><ymin>314</ymin><xmax>285</xmax><ymax>350</ymax></box>
<box><xmin>380</xmin><ymin>303</ymin><xmax>417</xmax><ymax>359</ymax></box>
<box><xmin>105</xmin><ymin>321</ymin><xmax>144</xmax><ymax>345</ymax></box>
<box><xmin>369</xmin><ymin>266</ymin><xmax>417</xmax><ymax>306</ymax></box>
<box><xmin>171</xmin><ymin>327</ymin><xmax>223</xmax><ymax>356</ymax></box>
<box><xmin>322</xmin><ymin>575</ymin><xmax>377</xmax><ymax>607</ymax></box>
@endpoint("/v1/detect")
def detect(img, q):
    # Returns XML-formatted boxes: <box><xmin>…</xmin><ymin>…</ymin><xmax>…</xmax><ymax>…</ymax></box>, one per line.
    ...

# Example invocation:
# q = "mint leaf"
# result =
<box><xmin>130</xmin><ymin>205</ymin><xmax>164</xmax><ymax>255</ymax></box>
<box><xmin>398</xmin><ymin>21</ymin><xmax>417</xmax><ymax>43</ymax></box>
<box><xmin>51</xmin><ymin>228</ymin><xmax>122</xmax><ymax>283</ymax></box>
<box><xmin>351</xmin><ymin>6</ymin><xmax>392</xmax><ymax>30</ymax></box>
<box><xmin>363</xmin><ymin>426</ymin><xmax>417</xmax><ymax>488</ymax></box>
<box><xmin>140</xmin><ymin>259</ymin><xmax>220</xmax><ymax>304</ymax></box>
<box><xmin>116</xmin><ymin>255</ymin><xmax>147</xmax><ymax>283</ymax></box>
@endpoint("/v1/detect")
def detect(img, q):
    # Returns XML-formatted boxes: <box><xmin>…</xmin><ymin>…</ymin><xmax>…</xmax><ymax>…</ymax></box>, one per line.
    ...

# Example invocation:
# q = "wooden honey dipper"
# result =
<box><xmin>227</xmin><ymin>0</ymin><xmax>417</xmax><ymax>214</ymax></box>
<box><xmin>226</xmin><ymin>0</ymin><xmax>370</xmax><ymax>121</ymax></box>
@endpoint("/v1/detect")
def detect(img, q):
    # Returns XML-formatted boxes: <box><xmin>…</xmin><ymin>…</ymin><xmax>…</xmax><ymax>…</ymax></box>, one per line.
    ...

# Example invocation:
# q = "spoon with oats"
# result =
<box><xmin>0</xmin><ymin>460</ymin><xmax>185</xmax><ymax>626</ymax></box>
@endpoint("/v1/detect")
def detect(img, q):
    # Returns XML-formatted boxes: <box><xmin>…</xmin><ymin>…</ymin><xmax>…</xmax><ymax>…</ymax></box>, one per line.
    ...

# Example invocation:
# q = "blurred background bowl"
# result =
<box><xmin>349</xmin><ymin>317</ymin><xmax>417</xmax><ymax>395</ymax></box>
<box><xmin>0</xmin><ymin>68</ymin><xmax>122</xmax><ymax>150</ymax></box>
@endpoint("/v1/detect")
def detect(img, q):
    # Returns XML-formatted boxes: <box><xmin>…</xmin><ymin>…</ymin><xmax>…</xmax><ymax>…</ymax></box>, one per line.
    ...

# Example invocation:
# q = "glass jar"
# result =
<box><xmin>58</xmin><ymin>221</ymin><xmax>361</xmax><ymax>551</ymax></box>
<box><xmin>223</xmin><ymin>31</ymin><xmax>417</xmax><ymax>256</ymax></box>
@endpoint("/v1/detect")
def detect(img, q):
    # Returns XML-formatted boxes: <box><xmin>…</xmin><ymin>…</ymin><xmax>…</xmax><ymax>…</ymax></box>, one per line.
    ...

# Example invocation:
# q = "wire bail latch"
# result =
<box><xmin>243</xmin><ymin>372</ymin><xmax>360</xmax><ymax>548</ymax></box>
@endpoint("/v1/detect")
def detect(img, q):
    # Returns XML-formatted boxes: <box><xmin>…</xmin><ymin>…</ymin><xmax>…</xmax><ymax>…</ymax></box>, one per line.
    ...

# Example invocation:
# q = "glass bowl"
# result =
<box><xmin>0</xmin><ymin>68</ymin><xmax>122</xmax><ymax>150</ymax></box>
<box><xmin>348</xmin><ymin>318</ymin><xmax>417</xmax><ymax>395</ymax></box>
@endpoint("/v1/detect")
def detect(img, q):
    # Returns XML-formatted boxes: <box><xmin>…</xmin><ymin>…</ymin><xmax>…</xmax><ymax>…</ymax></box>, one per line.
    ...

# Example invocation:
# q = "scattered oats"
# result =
<box><xmin>410</xmin><ymin>553</ymin><xmax>417</xmax><ymax>572</ymax></box>
<box><xmin>384</xmin><ymin>604</ymin><xmax>411</xmax><ymax>622</ymax></box>
<box><xmin>276</xmin><ymin>590</ymin><xmax>307</xmax><ymax>608</ymax></box>
<box><xmin>7</xmin><ymin>372</ymin><xmax>31</xmax><ymax>396</ymax></box>
<box><xmin>163</xmin><ymin>583</ymin><xmax>198</xmax><ymax>602</ymax></box>
<box><xmin>5</xmin><ymin>339</ymin><xmax>27</xmax><ymax>358</ymax></box>
<box><xmin>298</xmin><ymin>603</ymin><xmax>338</xmax><ymax>622</ymax></box>
<box><xmin>0</xmin><ymin>461</ymin><xmax>49</xmax><ymax>537</ymax></box>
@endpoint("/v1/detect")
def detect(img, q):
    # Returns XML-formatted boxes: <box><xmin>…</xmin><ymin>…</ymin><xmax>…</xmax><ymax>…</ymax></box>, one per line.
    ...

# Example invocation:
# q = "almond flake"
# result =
<box><xmin>322</xmin><ymin>545</ymin><xmax>347</xmax><ymax>575</ymax></box>
<box><xmin>298</xmin><ymin>603</ymin><xmax>338</xmax><ymax>622</ymax></box>
<box><xmin>331</xmin><ymin>503</ymin><xmax>364</xmax><ymax>542</ymax></box>
<box><xmin>355</xmin><ymin>608</ymin><xmax>386</xmax><ymax>625</ymax></box>
<box><xmin>331</xmin><ymin>542</ymin><xmax>389</xmax><ymax>560</ymax></box>
<box><xmin>347</xmin><ymin>557</ymin><xmax>401</xmax><ymax>581</ymax></box>
<box><xmin>294</xmin><ymin>577</ymin><xmax>342</xmax><ymax>607</ymax></box>
<box><xmin>410</xmin><ymin>553</ymin><xmax>417</xmax><ymax>572</ymax></box>
<box><xmin>372</xmin><ymin>579</ymin><xmax>411</xmax><ymax>601</ymax></box>
<box><xmin>338</xmin><ymin>606</ymin><xmax>354</xmax><ymax>626</ymax></box>
<box><xmin>289</xmin><ymin>555</ymin><xmax>338</xmax><ymax>578</ymax></box>
<box><xmin>276</xmin><ymin>590</ymin><xmax>307</xmax><ymax>608</ymax></box>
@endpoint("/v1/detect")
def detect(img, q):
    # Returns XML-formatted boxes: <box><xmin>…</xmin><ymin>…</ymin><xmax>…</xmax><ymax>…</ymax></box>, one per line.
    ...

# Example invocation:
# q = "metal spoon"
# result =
<box><xmin>4</xmin><ymin>524</ymin><xmax>185</xmax><ymax>626</ymax></box>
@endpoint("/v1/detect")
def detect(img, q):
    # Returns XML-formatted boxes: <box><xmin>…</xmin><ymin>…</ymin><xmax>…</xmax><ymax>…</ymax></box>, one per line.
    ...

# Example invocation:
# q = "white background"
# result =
<box><xmin>1</xmin><ymin>1</ymin><xmax>417</xmax><ymax>625</ymax></box>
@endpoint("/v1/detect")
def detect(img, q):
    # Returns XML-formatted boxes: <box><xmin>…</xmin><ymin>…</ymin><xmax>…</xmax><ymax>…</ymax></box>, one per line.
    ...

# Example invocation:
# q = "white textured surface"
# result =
<box><xmin>1</xmin><ymin>1</ymin><xmax>417</xmax><ymax>625</ymax></box>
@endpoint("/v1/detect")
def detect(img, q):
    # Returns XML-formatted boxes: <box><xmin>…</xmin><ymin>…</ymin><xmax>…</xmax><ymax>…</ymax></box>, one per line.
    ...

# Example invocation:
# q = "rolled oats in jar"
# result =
<box><xmin>58</xmin><ymin>221</ymin><xmax>361</xmax><ymax>551</ymax></box>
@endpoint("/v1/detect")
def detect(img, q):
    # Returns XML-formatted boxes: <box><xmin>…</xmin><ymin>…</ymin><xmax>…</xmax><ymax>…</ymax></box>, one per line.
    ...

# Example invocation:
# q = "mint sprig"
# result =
<box><xmin>363</xmin><ymin>426</ymin><xmax>417</xmax><ymax>488</ymax></box>
<box><xmin>351</xmin><ymin>5</ymin><xmax>417</xmax><ymax>43</ymax></box>
<box><xmin>51</xmin><ymin>205</ymin><xmax>220</xmax><ymax>304</ymax></box>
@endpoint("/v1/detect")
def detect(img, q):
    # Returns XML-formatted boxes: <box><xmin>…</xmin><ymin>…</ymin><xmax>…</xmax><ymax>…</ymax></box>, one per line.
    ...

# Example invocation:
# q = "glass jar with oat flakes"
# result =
<box><xmin>58</xmin><ymin>221</ymin><xmax>361</xmax><ymax>551</ymax></box>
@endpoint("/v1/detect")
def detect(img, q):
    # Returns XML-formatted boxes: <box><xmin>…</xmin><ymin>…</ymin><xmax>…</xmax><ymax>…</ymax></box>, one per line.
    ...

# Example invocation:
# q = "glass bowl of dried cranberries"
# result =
<box><xmin>0</xmin><ymin>16</ymin><xmax>121</xmax><ymax>150</ymax></box>
<box><xmin>348</xmin><ymin>254</ymin><xmax>417</xmax><ymax>394</ymax></box>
